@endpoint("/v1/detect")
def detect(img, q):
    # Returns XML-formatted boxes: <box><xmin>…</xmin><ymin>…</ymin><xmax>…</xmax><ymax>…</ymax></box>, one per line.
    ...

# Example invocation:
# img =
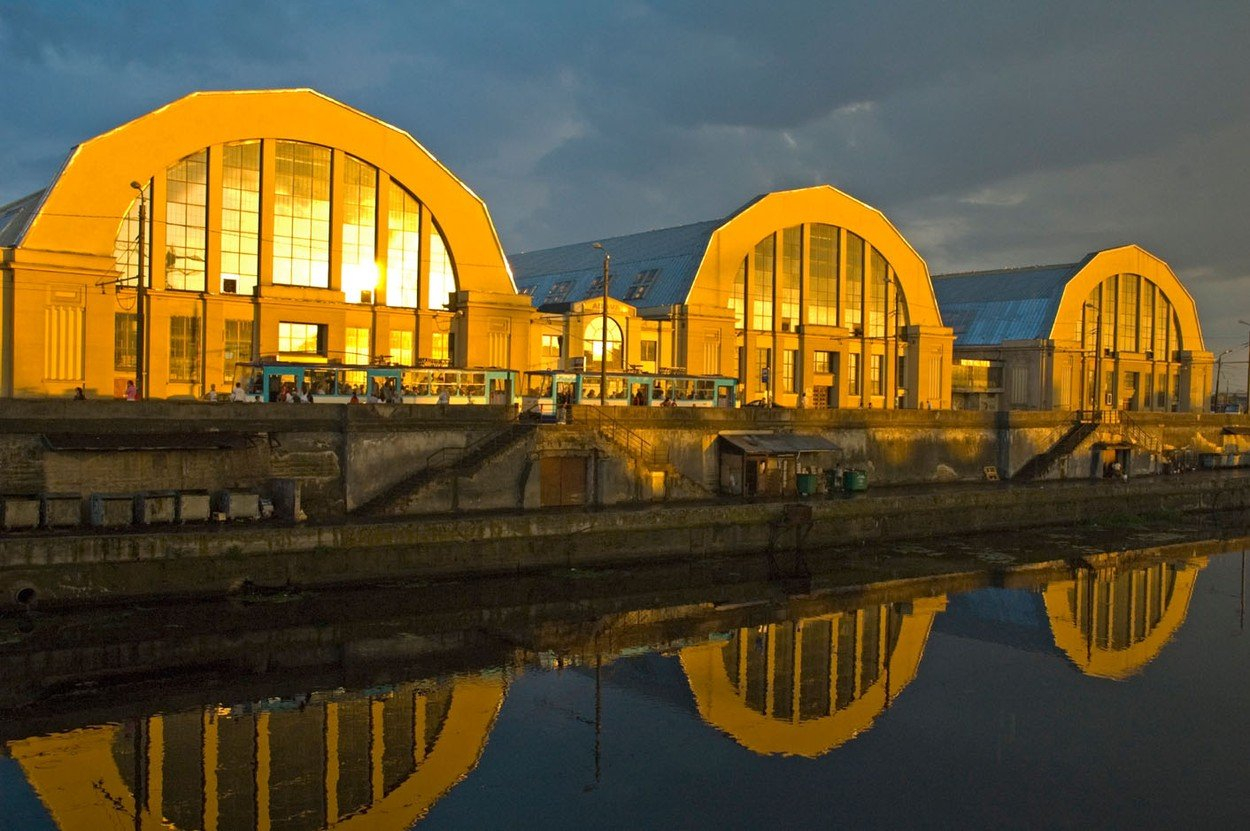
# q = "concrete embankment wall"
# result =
<box><xmin>4</xmin><ymin>473</ymin><xmax>1248</xmax><ymax>610</ymax></box>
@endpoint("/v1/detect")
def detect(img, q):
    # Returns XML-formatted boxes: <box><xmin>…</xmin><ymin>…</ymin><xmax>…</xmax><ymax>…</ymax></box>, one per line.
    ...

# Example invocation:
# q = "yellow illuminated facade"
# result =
<box><xmin>6</xmin><ymin>674</ymin><xmax>505</xmax><ymax>830</ymax></box>
<box><xmin>1043</xmin><ymin>557</ymin><xmax>1205</xmax><ymax>679</ymax></box>
<box><xmin>0</xmin><ymin>89</ymin><xmax>530</xmax><ymax>398</ymax></box>
<box><xmin>937</xmin><ymin>246</ymin><xmax>1213</xmax><ymax>412</ymax></box>
<box><xmin>679</xmin><ymin>595</ymin><xmax>946</xmax><ymax>757</ymax></box>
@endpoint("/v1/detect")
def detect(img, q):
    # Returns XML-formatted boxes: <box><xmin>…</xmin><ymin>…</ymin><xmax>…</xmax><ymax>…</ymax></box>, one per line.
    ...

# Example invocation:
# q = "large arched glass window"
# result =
<box><xmin>427</xmin><ymin>223</ymin><xmax>457</xmax><ymax>310</ymax></box>
<box><xmin>272</xmin><ymin>141</ymin><xmax>331</xmax><ymax>288</ymax></box>
<box><xmin>341</xmin><ymin>154</ymin><xmax>377</xmax><ymax>303</ymax></box>
<box><xmin>584</xmin><ymin>317</ymin><xmax>623</xmax><ymax>371</ymax></box>
<box><xmin>164</xmin><ymin>150</ymin><xmax>207</xmax><ymax>291</ymax></box>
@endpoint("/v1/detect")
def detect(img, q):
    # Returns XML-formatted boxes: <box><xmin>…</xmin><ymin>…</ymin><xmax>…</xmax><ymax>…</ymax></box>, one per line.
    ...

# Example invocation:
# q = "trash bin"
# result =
<box><xmin>796</xmin><ymin>472</ymin><xmax>818</xmax><ymax>497</ymax></box>
<box><xmin>843</xmin><ymin>469</ymin><xmax>868</xmax><ymax>493</ymax></box>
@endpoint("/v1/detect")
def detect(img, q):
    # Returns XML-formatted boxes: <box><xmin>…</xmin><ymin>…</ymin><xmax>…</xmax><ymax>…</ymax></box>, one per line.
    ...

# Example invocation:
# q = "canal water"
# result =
<box><xmin>2</xmin><ymin>544</ymin><xmax>1248</xmax><ymax>829</ymax></box>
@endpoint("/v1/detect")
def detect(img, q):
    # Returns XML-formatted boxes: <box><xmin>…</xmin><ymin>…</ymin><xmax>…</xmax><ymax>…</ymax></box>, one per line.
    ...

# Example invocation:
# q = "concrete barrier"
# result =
<box><xmin>214</xmin><ymin>490</ymin><xmax>260</xmax><ymax>520</ymax></box>
<box><xmin>89</xmin><ymin>494</ymin><xmax>134</xmax><ymax>528</ymax></box>
<box><xmin>177</xmin><ymin>492</ymin><xmax>212</xmax><ymax>523</ymax></box>
<box><xmin>133</xmin><ymin>491</ymin><xmax>177</xmax><ymax>525</ymax></box>
<box><xmin>41</xmin><ymin>494</ymin><xmax>81</xmax><ymax>528</ymax></box>
<box><xmin>0</xmin><ymin>498</ymin><xmax>40</xmax><ymax>531</ymax></box>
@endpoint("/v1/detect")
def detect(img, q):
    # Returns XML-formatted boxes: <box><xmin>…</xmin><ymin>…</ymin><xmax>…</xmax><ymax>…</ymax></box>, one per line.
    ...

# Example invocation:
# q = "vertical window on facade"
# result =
<box><xmin>221</xmin><ymin>141</ymin><xmax>260</xmax><ymax>296</ymax></box>
<box><xmin>1118</xmin><ymin>274</ymin><xmax>1139</xmax><ymax>353</ymax></box>
<box><xmin>752</xmin><ymin>235</ymin><xmax>774</xmax><ymax>331</ymax></box>
<box><xmin>1100</xmin><ymin>281</ymin><xmax>1115</xmax><ymax>354</ymax></box>
<box><xmin>756</xmin><ymin>347</ymin><xmax>772</xmax><ymax>386</ymax></box>
<box><xmin>705</xmin><ymin>337</ymin><xmax>721</xmax><ymax>376</ymax></box>
<box><xmin>431</xmin><ymin>331</ymin><xmax>449</xmax><ymax>362</ymax></box>
<box><xmin>639</xmin><ymin>340</ymin><xmax>657</xmax><ymax>363</ymax></box>
<box><xmin>779</xmin><ymin>226</ymin><xmax>801</xmax><ymax>332</ymax></box>
<box><xmin>844</xmin><ymin>233</ymin><xmax>864</xmax><ymax>330</ymax></box>
<box><xmin>273</xmin><ymin>141</ymin><xmax>331</xmax><ymax>288</ymax></box>
<box><xmin>489</xmin><ymin>332</ymin><xmax>510</xmax><ymax>368</ymax></box>
<box><xmin>113</xmin><ymin>184</ymin><xmax>151</xmax><ymax>288</ymax></box>
<box><xmin>165</xmin><ymin>150</ymin><xmax>207</xmax><ymax>291</ymax></box>
<box><xmin>1140</xmin><ymin>282</ymin><xmax>1155</xmax><ymax>355</ymax></box>
<box><xmin>814</xmin><ymin>351</ymin><xmax>831</xmax><ymax>374</ymax></box>
<box><xmin>345</xmin><ymin>327</ymin><xmax>371</xmax><ymax>364</ymax></box>
<box><xmin>847</xmin><ymin>352</ymin><xmax>860</xmax><ymax>395</ymax></box>
<box><xmin>223</xmin><ymin>319</ymin><xmax>253</xmax><ymax>384</ymax></box>
<box><xmin>808</xmin><ymin>223</ymin><xmax>838</xmax><ymax>326</ymax></box>
<box><xmin>929</xmin><ymin>355</ymin><xmax>943</xmax><ymax>402</ymax></box>
<box><xmin>389</xmin><ymin>330</ymin><xmax>414</xmax><ymax>365</ymax></box>
<box><xmin>542</xmin><ymin>334</ymin><xmax>563</xmax><ymax>367</ymax></box>
<box><xmin>427</xmin><ymin>224</ymin><xmax>457</xmax><ymax>310</ymax></box>
<box><xmin>730</xmin><ymin>259</ymin><xmax>746</xmax><ymax>329</ymax></box>
<box><xmin>868</xmin><ymin>249</ymin><xmax>888</xmax><ymax>338</ymax></box>
<box><xmin>386</xmin><ymin>181</ymin><xmax>421</xmax><ymax>308</ymax></box>
<box><xmin>870</xmin><ymin>354</ymin><xmax>884</xmax><ymax>395</ymax></box>
<box><xmin>783</xmin><ymin>348</ymin><xmax>797</xmax><ymax>392</ymax></box>
<box><xmin>342</xmin><ymin>156</ymin><xmax>378</xmax><ymax>304</ymax></box>
<box><xmin>584</xmin><ymin>318</ymin><xmax>622</xmax><ymax>371</ymax></box>
<box><xmin>1154</xmin><ymin>292</ymin><xmax>1172</xmax><ymax>357</ymax></box>
<box><xmin>44</xmin><ymin>303</ymin><xmax>84</xmax><ymax>381</ymax></box>
<box><xmin>278</xmin><ymin>322</ymin><xmax>325</xmax><ymax>355</ymax></box>
<box><xmin>114</xmin><ymin>313</ymin><xmax>137</xmax><ymax>371</ymax></box>
<box><xmin>168</xmin><ymin>316</ymin><xmax>200</xmax><ymax>383</ymax></box>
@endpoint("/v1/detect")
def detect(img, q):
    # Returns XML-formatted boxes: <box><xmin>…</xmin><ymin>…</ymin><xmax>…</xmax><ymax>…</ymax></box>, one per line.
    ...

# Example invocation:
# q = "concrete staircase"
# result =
<box><xmin>356</xmin><ymin>421</ymin><xmax>536</xmax><ymax>515</ymax></box>
<box><xmin>584</xmin><ymin>408</ymin><xmax>712</xmax><ymax>495</ymax></box>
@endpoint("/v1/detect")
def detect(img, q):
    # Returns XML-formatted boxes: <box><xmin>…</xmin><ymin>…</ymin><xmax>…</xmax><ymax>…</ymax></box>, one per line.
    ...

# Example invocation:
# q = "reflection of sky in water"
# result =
<box><xmin>3</xmin><ymin>552</ymin><xmax>1249</xmax><ymax>828</ymax></box>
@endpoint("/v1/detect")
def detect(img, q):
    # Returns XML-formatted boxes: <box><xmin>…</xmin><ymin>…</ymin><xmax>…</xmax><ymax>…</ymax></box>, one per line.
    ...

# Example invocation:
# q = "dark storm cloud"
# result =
<box><xmin>1</xmin><ymin>1</ymin><xmax>1248</xmax><ymax>368</ymax></box>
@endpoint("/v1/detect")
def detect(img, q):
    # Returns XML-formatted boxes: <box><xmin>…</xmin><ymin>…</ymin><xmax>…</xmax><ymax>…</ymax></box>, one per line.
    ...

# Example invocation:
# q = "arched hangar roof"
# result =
<box><xmin>509</xmin><ymin>185</ymin><xmax>945</xmax><ymax>327</ymax></box>
<box><xmin>4</xmin><ymin>88</ymin><xmax>514</xmax><ymax>293</ymax></box>
<box><xmin>933</xmin><ymin>244</ymin><xmax>1205</xmax><ymax>351</ymax></box>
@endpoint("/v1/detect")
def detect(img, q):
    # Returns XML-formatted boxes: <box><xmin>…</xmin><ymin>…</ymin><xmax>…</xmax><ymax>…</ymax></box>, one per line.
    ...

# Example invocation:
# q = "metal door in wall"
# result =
<box><xmin>540</xmin><ymin>456</ymin><xmax>587</xmax><ymax>506</ymax></box>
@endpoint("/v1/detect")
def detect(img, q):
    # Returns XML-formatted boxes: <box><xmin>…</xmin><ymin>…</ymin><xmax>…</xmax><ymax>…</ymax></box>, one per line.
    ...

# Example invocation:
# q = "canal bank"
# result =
<box><xmin>3</xmin><ymin>471</ymin><xmax>1249</xmax><ymax>610</ymax></box>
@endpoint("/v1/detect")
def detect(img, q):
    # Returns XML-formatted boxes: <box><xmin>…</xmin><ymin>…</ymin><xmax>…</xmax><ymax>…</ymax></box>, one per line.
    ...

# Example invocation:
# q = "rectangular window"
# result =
<box><xmin>848</xmin><ymin>352</ymin><xmax>861</xmax><ymax>395</ymax></box>
<box><xmin>640</xmin><ymin>340</ymin><xmax>657</xmax><ymax>362</ymax></box>
<box><xmin>870</xmin><ymin>354</ymin><xmax>884</xmax><ymax>395</ymax></box>
<box><xmin>844</xmin><ymin>233</ymin><xmax>864</xmax><ymax>330</ymax></box>
<box><xmin>115</xmin><ymin>312</ymin><xmax>137</xmax><ymax>372</ymax></box>
<box><xmin>341</xmin><ymin>155</ymin><xmax>378</xmax><ymax>304</ymax></box>
<box><xmin>345</xmin><ymin>327</ymin><xmax>371</xmax><ymax>364</ymax></box>
<box><xmin>431</xmin><ymin>331</ymin><xmax>449</xmax><ymax>362</ymax></box>
<box><xmin>164</xmin><ymin>150</ymin><xmax>207</xmax><ymax>292</ymax></box>
<box><xmin>868</xmin><ymin>249</ymin><xmax>888</xmax><ymax>338</ymax></box>
<box><xmin>389</xmin><ymin>329</ymin><xmax>414</xmax><ymax>366</ymax></box>
<box><xmin>808</xmin><ymin>224</ymin><xmax>839</xmax><ymax>326</ymax></box>
<box><xmin>168</xmin><ymin>315</ymin><xmax>200</xmax><ymax>383</ymax></box>
<box><xmin>278</xmin><ymin>322</ymin><xmax>326</xmax><ymax>356</ymax></box>
<box><xmin>814</xmin><ymin>350</ymin><xmax>831</xmax><ymax>374</ymax></box>
<box><xmin>541</xmin><ymin>334</ymin><xmax>563</xmax><ymax>368</ymax></box>
<box><xmin>223</xmin><ymin>319</ymin><xmax>253</xmax><ymax>384</ymax></box>
<box><xmin>1118</xmin><ymin>274</ymin><xmax>1139</xmax><ymax>353</ymax></box>
<box><xmin>386</xmin><ymin>181</ymin><xmax>421</xmax><ymax>308</ymax></box>
<box><xmin>730</xmin><ymin>259</ymin><xmax>746</xmax><ymax>329</ymax></box>
<box><xmin>783</xmin><ymin>349</ymin><xmax>797</xmax><ymax>392</ymax></box>
<box><xmin>756</xmin><ymin>347</ymin><xmax>772</xmax><ymax>387</ymax></box>
<box><xmin>220</xmin><ymin>141</ymin><xmax>260</xmax><ymax>296</ymax></box>
<box><xmin>779</xmin><ymin>226</ymin><xmax>801</xmax><ymax>332</ymax></box>
<box><xmin>751</xmin><ymin>236</ymin><xmax>774</xmax><ymax>331</ymax></box>
<box><xmin>272</xmin><ymin>141</ymin><xmax>331</xmax><ymax>288</ymax></box>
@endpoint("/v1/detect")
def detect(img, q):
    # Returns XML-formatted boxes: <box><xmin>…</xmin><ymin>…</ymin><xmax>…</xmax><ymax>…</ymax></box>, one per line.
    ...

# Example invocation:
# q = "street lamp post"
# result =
<box><xmin>1239</xmin><ymin>320</ymin><xmax>1250</xmax><ymax>413</ymax></box>
<box><xmin>1214</xmin><ymin>347</ymin><xmax>1235</xmax><ymax>412</ymax></box>
<box><xmin>130</xmin><ymin>180</ymin><xmax>148</xmax><ymax>400</ymax></box>
<box><xmin>592</xmin><ymin>243</ymin><xmax>610</xmax><ymax>405</ymax></box>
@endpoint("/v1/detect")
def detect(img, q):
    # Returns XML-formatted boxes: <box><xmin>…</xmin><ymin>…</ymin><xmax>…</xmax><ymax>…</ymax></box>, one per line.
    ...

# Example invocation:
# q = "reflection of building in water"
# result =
<box><xmin>1043</xmin><ymin>558</ymin><xmax>1206</xmax><ymax>680</ymax></box>
<box><xmin>6</xmin><ymin>674</ymin><xmax>504</xmax><ymax>830</ymax></box>
<box><xmin>679</xmin><ymin>596</ymin><xmax>946</xmax><ymax>757</ymax></box>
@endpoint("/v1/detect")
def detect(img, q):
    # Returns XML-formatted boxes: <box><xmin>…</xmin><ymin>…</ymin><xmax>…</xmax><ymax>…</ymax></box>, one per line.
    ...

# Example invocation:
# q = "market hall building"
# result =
<box><xmin>932</xmin><ymin>245</ymin><xmax>1213</xmax><ymax>412</ymax></box>
<box><xmin>0</xmin><ymin>89</ymin><xmax>531</xmax><ymax>399</ymax></box>
<box><xmin>509</xmin><ymin>186</ymin><xmax>954</xmax><ymax>410</ymax></box>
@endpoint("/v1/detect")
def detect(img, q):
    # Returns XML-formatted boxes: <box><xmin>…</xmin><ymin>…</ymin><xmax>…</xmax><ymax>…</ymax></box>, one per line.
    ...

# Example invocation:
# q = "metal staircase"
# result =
<box><xmin>1012</xmin><ymin>411</ymin><xmax>1102</xmax><ymax>482</ymax></box>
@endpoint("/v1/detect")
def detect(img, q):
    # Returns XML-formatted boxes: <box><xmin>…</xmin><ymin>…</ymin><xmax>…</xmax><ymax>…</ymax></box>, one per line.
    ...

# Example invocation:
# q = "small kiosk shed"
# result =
<box><xmin>718</xmin><ymin>433</ymin><xmax>841</xmax><ymax>497</ymax></box>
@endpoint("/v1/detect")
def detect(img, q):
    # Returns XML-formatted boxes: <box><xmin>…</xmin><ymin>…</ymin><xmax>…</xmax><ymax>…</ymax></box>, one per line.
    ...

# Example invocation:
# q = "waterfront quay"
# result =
<box><xmin>2</xmin><ymin>399</ymin><xmax>1250</xmax><ymax>609</ymax></box>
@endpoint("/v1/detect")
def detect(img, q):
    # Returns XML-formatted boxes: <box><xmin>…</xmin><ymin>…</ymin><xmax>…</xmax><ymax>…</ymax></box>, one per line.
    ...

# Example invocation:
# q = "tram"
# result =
<box><xmin>232</xmin><ymin>360</ymin><xmax>519</xmax><ymax>405</ymax></box>
<box><xmin>522</xmin><ymin>369</ymin><xmax>737</xmax><ymax>416</ymax></box>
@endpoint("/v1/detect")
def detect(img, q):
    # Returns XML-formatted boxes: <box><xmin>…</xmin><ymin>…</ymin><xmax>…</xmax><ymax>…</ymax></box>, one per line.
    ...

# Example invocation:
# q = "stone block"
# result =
<box><xmin>89</xmin><ymin>493</ymin><xmax>134</xmax><ymax>528</ymax></box>
<box><xmin>41</xmin><ymin>494</ymin><xmax>82</xmax><ymax>528</ymax></box>
<box><xmin>1</xmin><ymin>497</ymin><xmax>40</xmax><ymax>530</ymax></box>
<box><xmin>177</xmin><ymin>492</ymin><xmax>212</xmax><ymax>523</ymax></box>
<box><xmin>133</xmin><ymin>491</ymin><xmax>177</xmax><ymax>525</ymax></box>
<box><xmin>214</xmin><ymin>490</ymin><xmax>260</xmax><ymax>520</ymax></box>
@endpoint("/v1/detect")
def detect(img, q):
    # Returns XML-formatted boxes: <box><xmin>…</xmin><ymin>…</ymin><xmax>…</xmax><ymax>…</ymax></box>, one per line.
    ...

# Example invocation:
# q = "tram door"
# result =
<box><xmin>264</xmin><ymin>369</ymin><xmax>299</xmax><ymax>402</ymax></box>
<box><xmin>489</xmin><ymin>375</ymin><xmax>512</xmax><ymax>405</ymax></box>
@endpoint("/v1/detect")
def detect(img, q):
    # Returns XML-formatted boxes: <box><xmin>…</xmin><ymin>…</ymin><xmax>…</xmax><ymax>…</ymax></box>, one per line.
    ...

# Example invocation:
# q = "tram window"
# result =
<box><xmin>307</xmin><ymin>368</ymin><xmax>336</xmax><ymax>395</ymax></box>
<box><xmin>337</xmin><ymin>370</ymin><xmax>366</xmax><ymax>395</ymax></box>
<box><xmin>235</xmin><ymin>365</ymin><xmax>263</xmax><ymax>394</ymax></box>
<box><xmin>581</xmin><ymin>379</ymin><xmax>600</xmax><ymax>401</ymax></box>
<box><xmin>525</xmin><ymin>374</ymin><xmax>553</xmax><ymax>397</ymax></box>
<box><xmin>607</xmin><ymin>377</ymin><xmax>627</xmax><ymax>400</ymax></box>
<box><xmin>695</xmin><ymin>379</ymin><xmax>714</xmax><ymax>400</ymax></box>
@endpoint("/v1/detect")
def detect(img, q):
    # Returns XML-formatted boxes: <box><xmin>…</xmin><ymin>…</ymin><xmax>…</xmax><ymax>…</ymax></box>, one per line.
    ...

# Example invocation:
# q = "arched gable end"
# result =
<box><xmin>689</xmin><ymin>185</ymin><xmax>943</xmax><ymax>328</ymax></box>
<box><xmin>1051</xmin><ymin>245</ymin><xmax>1206</xmax><ymax>353</ymax></box>
<box><xmin>22</xmin><ymin>89</ymin><xmax>513</xmax><ymax>294</ymax></box>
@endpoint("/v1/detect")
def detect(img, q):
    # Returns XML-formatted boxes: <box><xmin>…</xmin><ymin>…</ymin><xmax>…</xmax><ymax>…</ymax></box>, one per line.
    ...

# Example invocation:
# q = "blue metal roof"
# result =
<box><xmin>0</xmin><ymin>190</ymin><xmax>44</xmax><ymax>247</ymax></box>
<box><xmin>508</xmin><ymin>217</ymin><xmax>723</xmax><ymax>311</ymax></box>
<box><xmin>932</xmin><ymin>261</ymin><xmax>1087</xmax><ymax>345</ymax></box>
